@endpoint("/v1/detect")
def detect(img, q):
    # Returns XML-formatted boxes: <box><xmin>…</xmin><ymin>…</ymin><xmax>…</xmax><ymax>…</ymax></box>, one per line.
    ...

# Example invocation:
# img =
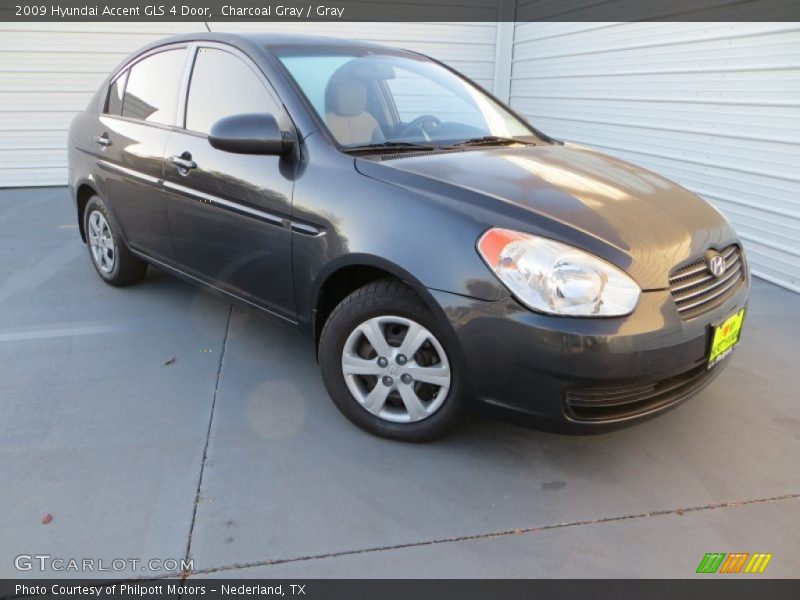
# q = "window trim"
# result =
<box><xmin>178</xmin><ymin>41</ymin><xmax>293</xmax><ymax>139</ymax></box>
<box><xmin>98</xmin><ymin>43</ymin><xmax>191</xmax><ymax>130</ymax></box>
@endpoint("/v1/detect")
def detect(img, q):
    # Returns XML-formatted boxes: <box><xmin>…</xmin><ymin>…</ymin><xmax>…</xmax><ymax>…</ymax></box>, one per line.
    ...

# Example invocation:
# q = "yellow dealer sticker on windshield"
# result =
<box><xmin>708</xmin><ymin>309</ymin><xmax>745</xmax><ymax>368</ymax></box>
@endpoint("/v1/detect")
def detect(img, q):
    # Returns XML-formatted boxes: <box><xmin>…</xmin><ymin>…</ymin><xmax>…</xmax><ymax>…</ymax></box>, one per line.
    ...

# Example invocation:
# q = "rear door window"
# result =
<box><xmin>122</xmin><ymin>49</ymin><xmax>186</xmax><ymax>125</ymax></box>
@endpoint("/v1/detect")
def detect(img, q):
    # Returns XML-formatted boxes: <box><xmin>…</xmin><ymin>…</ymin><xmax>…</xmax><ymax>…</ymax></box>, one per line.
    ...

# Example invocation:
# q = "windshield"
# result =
<box><xmin>275</xmin><ymin>48</ymin><xmax>539</xmax><ymax>149</ymax></box>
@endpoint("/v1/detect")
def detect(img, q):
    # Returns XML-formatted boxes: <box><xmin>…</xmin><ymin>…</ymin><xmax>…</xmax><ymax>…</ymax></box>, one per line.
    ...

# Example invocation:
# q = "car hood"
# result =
<box><xmin>356</xmin><ymin>143</ymin><xmax>738</xmax><ymax>290</ymax></box>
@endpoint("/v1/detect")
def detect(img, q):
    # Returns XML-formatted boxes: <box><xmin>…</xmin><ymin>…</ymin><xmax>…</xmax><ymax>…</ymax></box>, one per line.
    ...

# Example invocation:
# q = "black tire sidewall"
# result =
<box><xmin>319</xmin><ymin>282</ymin><xmax>463</xmax><ymax>441</ymax></box>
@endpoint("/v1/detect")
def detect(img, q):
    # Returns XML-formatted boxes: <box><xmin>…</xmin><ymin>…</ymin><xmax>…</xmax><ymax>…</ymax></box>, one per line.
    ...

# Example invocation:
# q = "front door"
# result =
<box><xmin>163</xmin><ymin>45</ymin><xmax>296</xmax><ymax>319</ymax></box>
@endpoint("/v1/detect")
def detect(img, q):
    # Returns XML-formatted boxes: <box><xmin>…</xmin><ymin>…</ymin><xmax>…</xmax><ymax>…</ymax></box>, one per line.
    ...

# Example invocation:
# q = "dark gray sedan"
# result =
<box><xmin>67</xmin><ymin>33</ymin><xmax>749</xmax><ymax>440</ymax></box>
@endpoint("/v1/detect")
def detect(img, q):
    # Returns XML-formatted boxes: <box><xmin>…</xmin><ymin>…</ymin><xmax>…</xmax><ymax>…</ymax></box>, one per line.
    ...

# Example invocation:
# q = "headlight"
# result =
<box><xmin>477</xmin><ymin>228</ymin><xmax>640</xmax><ymax>316</ymax></box>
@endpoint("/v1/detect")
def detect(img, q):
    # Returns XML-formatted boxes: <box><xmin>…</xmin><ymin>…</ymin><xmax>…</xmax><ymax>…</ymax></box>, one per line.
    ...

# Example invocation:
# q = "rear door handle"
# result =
<box><xmin>93</xmin><ymin>134</ymin><xmax>112</xmax><ymax>147</ymax></box>
<box><xmin>168</xmin><ymin>154</ymin><xmax>197</xmax><ymax>173</ymax></box>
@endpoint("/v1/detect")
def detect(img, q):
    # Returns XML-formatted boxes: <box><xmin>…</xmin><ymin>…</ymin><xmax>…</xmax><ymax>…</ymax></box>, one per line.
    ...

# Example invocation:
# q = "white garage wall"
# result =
<box><xmin>509</xmin><ymin>22</ymin><xmax>800</xmax><ymax>292</ymax></box>
<box><xmin>0</xmin><ymin>21</ymin><xmax>497</xmax><ymax>188</ymax></box>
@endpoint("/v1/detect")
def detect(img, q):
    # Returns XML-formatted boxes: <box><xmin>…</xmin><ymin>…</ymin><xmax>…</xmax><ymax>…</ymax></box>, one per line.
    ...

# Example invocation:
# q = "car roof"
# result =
<box><xmin>149</xmin><ymin>31</ymin><xmax>394</xmax><ymax>51</ymax></box>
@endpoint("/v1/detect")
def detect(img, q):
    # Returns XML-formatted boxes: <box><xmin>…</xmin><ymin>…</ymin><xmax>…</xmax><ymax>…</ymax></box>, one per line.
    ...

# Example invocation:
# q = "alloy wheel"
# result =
<box><xmin>87</xmin><ymin>210</ymin><xmax>115</xmax><ymax>274</ymax></box>
<box><xmin>341</xmin><ymin>315</ymin><xmax>451</xmax><ymax>423</ymax></box>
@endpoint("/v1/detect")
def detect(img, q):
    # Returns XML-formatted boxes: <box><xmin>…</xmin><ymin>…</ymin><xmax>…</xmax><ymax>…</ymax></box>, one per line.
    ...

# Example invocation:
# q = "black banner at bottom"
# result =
<box><xmin>3</xmin><ymin>579</ymin><xmax>800</xmax><ymax>600</ymax></box>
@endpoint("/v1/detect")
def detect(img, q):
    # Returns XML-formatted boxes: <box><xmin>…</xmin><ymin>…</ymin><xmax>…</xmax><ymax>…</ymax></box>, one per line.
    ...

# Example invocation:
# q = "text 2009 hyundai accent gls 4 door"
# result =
<box><xmin>68</xmin><ymin>33</ymin><xmax>749</xmax><ymax>441</ymax></box>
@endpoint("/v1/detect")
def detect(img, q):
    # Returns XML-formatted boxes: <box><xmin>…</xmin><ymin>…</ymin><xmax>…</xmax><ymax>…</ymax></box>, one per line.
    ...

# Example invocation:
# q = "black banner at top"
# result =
<box><xmin>3</xmin><ymin>0</ymin><xmax>800</xmax><ymax>22</ymax></box>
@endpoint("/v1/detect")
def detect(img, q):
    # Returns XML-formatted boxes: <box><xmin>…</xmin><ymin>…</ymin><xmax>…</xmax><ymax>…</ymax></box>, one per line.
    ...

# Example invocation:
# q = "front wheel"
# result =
<box><xmin>318</xmin><ymin>280</ymin><xmax>463</xmax><ymax>442</ymax></box>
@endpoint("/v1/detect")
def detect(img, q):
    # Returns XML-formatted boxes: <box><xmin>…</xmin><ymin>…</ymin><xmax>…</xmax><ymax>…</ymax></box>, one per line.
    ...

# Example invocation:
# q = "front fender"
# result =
<box><xmin>291</xmin><ymin>142</ymin><xmax>509</xmax><ymax>327</ymax></box>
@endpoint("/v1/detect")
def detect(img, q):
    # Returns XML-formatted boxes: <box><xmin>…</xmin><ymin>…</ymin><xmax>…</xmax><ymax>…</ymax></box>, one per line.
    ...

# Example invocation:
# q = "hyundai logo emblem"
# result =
<box><xmin>708</xmin><ymin>253</ymin><xmax>726</xmax><ymax>278</ymax></box>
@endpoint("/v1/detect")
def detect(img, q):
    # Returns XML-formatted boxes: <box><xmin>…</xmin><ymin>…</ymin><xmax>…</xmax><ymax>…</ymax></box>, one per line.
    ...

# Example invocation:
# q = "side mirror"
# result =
<box><xmin>208</xmin><ymin>113</ymin><xmax>295</xmax><ymax>156</ymax></box>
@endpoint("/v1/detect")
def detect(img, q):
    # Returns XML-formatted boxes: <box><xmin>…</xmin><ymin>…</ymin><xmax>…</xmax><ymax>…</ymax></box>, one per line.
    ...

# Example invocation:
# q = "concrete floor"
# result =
<box><xmin>1</xmin><ymin>186</ymin><xmax>799</xmax><ymax>579</ymax></box>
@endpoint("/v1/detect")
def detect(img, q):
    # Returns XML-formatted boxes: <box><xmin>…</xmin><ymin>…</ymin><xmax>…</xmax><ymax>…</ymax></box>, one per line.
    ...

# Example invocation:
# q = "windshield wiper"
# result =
<box><xmin>343</xmin><ymin>141</ymin><xmax>437</xmax><ymax>154</ymax></box>
<box><xmin>448</xmin><ymin>136</ymin><xmax>533</xmax><ymax>148</ymax></box>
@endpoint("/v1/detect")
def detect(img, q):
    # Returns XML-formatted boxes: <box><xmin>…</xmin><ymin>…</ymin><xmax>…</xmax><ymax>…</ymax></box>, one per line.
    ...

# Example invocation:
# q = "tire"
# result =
<box><xmin>319</xmin><ymin>279</ymin><xmax>463</xmax><ymax>442</ymax></box>
<box><xmin>83</xmin><ymin>195</ymin><xmax>147</xmax><ymax>287</ymax></box>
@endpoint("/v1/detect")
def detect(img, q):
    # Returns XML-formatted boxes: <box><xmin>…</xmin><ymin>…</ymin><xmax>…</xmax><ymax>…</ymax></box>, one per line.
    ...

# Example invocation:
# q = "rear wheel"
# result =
<box><xmin>319</xmin><ymin>279</ymin><xmax>463</xmax><ymax>441</ymax></box>
<box><xmin>83</xmin><ymin>195</ymin><xmax>147</xmax><ymax>286</ymax></box>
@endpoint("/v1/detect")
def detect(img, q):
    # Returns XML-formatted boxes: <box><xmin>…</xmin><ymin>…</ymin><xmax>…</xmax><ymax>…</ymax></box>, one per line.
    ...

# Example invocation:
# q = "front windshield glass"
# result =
<box><xmin>275</xmin><ymin>48</ymin><xmax>539</xmax><ymax>149</ymax></box>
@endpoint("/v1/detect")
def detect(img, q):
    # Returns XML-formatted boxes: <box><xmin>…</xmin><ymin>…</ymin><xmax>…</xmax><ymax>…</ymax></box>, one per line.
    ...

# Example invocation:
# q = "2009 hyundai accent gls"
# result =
<box><xmin>68</xmin><ymin>33</ymin><xmax>749</xmax><ymax>441</ymax></box>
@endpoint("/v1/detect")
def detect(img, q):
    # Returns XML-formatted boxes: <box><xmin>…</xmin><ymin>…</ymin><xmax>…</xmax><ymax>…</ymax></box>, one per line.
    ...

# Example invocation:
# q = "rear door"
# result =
<box><xmin>163</xmin><ymin>44</ymin><xmax>296</xmax><ymax>318</ymax></box>
<box><xmin>95</xmin><ymin>46</ymin><xmax>188</xmax><ymax>265</ymax></box>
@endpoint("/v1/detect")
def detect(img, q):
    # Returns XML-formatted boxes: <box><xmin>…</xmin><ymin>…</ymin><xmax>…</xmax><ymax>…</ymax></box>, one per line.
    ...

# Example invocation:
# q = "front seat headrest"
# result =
<box><xmin>326</xmin><ymin>79</ymin><xmax>368</xmax><ymax>118</ymax></box>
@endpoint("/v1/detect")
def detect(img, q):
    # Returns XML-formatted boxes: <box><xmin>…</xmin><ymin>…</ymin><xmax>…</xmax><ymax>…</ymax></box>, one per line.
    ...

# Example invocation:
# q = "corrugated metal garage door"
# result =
<box><xmin>509</xmin><ymin>22</ymin><xmax>800</xmax><ymax>292</ymax></box>
<box><xmin>0</xmin><ymin>21</ymin><xmax>496</xmax><ymax>186</ymax></box>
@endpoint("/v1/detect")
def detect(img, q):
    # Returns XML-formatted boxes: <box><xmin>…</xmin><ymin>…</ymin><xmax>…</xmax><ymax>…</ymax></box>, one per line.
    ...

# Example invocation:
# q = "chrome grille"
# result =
<box><xmin>669</xmin><ymin>245</ymin><xmax>744</xmax><ymax>318</ymax></box>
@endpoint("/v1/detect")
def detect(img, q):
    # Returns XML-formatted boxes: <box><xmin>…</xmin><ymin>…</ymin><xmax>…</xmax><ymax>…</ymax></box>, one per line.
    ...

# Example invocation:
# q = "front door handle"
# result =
<box><xmin>168</xmin><ymin>153</ymin><xmax>197</xmax><ymax>174</ymax></box>
<box><xmin>93</xmin><ymin>134</ymin><xmax>112</xmax><ymax>148</ymax></box>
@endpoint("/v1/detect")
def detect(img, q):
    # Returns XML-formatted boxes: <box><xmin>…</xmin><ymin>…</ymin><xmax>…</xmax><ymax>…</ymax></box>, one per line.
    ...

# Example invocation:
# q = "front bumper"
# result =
<box><xmin>429</xmin><ymin>276</ymin><xmax>750</xmax><ymax>433</ymax></box>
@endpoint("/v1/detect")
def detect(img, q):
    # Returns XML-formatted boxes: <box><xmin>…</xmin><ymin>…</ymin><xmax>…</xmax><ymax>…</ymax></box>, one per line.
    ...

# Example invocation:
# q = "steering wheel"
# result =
<box><xmin>400</xmin><ymin>114</ymin><xmax>442</xmax><ymax>141</ymax></box>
